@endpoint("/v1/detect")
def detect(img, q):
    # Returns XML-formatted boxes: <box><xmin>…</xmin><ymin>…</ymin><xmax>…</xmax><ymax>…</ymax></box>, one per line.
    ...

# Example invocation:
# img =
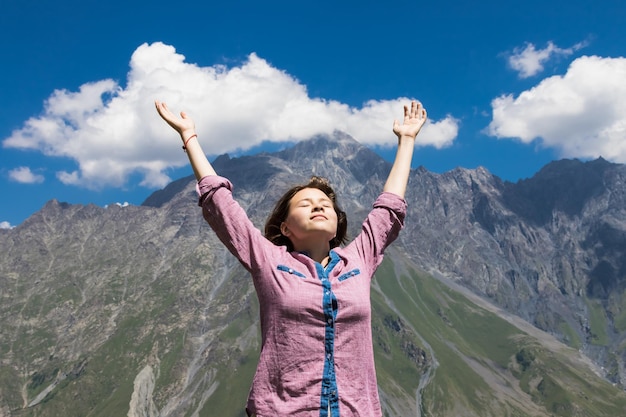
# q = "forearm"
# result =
<box><xmin>181</xmin><ymin>132</ymin><xmax>217</xmax><ymax>180</ymax></box>
<box><xmin>383</xmin><ymin>136</ymin><xmax>415</xmax><ymax>199</ymax></box>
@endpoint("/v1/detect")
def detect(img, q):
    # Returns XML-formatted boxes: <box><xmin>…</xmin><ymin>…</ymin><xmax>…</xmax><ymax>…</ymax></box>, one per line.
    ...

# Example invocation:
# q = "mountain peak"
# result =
<box><xmin>142</xmin><ymin>133</ymin><xmax>381</xmax><ymax>209</ymax></box>
<box><xmin>275</xmin><ymin>131</ymin><xmax>361</xmax><ymax>159</ymax></box>
<box><xmin>503</xmin><ymin>157</ymin><xmax>618</xmax><ymax>224</ymax></box>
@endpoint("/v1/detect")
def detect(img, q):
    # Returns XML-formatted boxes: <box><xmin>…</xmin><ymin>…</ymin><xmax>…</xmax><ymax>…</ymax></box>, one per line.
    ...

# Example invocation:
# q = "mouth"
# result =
<box><xmin>310</xmin><ymin>214</ymin><xmax>328</xmax><ymax>221</ymax></box>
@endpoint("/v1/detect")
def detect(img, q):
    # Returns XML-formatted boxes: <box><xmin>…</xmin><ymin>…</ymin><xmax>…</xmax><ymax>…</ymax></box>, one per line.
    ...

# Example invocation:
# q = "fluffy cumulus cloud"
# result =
<box><xmin>507</xmin><ymin>41</ymin><xmax>586</xmax><ymax>78</ymax></box>
<box><xmin>2</xmin><ymin>42</ymin><xmax>458</xmax><ymax>189</ymax></box>
<box><xmin>488</xmin><ymin>55</ymin><xmax>626</xmax><ymax>162</ymax></box>
<box><xmin>8</xmin><ymin>166</ymin><xmax>45</xmax><ymax>184</ymax></box>
<box><xmin>0</xmin><ymin>221</ymin><xmax>13</xmax><ymax>230</ymax></box>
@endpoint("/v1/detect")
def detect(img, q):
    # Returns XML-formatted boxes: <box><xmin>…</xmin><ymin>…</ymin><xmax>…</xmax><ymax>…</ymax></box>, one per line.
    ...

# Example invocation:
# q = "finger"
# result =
<box><xmin>155</xmin><ymin>101</ymin><xmax>169</xmax><ymax>118</ymax></box>
<box><xmin>415</xmin><ymin>101</ymin><xmax>425</xmax><ymax>119</ymax></box>
<box><xmin>159</xmin><ymin>102</ymin><xmax>171</xmax><ymax>115</ymax></box>
<box><xmin>403</xmin><ymin>105</ymin><xmax>410</xmax><ymax>120</ymax></box>
<box><xmin>414</xmin><ymin>101</ymin><xmax>424</xmax><ymax>118</ymax></box>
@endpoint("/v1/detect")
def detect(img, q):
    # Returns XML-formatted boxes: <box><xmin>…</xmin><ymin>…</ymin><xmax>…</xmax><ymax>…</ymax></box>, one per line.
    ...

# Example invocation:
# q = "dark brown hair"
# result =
<box><xmin>264</xmin><ymin>176</ymin><xmax>348</xmax><ymax>251</ymax></box>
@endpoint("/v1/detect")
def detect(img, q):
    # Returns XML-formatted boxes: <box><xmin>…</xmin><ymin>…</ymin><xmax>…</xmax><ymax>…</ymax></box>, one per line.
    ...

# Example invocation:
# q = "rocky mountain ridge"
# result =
<box><xmin>398</xmin><ymin>154</ymin><xmax>626</xmax><ymax>382</ymax></box>
<box><xmin>1</xmin><ymin>132</ymin><xmax>626</xmax><ymax>416</ymax></box>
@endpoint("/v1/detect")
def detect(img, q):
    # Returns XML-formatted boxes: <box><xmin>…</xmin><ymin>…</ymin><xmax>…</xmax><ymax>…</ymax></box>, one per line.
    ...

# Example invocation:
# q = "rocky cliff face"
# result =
<box><xmin>398</xmin><ymin>156</ymin><xmax>626</xmax><ymax>383</ymax></box>
<box><xmin>1</xmin><ymin>132</ymin><xmax>626</xmax><ymax>416</ymax></box>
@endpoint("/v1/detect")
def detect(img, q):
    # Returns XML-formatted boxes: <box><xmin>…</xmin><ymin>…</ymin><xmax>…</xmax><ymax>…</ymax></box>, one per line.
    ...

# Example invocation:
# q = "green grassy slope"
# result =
<box><xmin>371</xmin><ymin>255</ymin><xmax>626</xmax><ymax>417</ymax></box>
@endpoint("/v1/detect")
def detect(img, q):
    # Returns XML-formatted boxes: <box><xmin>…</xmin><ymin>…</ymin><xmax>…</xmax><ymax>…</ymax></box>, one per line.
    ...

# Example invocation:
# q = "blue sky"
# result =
<box><xmin>1</xmin><ymin>0</ymin><xmax>625</xmax><ymax>228</ymax></box>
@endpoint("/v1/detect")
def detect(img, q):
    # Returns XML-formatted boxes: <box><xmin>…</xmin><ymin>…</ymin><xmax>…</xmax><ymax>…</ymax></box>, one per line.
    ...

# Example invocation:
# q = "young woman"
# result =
<box><xmin>155</xmin><ymin>99</ymin><xmax>427</xmax><ymax>417</ymax></box>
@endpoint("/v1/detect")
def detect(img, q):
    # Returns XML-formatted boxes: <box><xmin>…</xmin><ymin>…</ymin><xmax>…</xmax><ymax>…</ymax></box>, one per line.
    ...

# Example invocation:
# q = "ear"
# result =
<box><xmin>280</xmin><ymin>222</ymin><xmax>291</xmax><ymax>237</ymax></box>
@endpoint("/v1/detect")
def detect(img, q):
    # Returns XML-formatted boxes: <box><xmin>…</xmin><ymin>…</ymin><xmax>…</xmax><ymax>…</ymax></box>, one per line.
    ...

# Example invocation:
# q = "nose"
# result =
<box><xmin>312</xmin><ymin>202</ymin><xmax>325</xmax><ymax>212</ymax></box>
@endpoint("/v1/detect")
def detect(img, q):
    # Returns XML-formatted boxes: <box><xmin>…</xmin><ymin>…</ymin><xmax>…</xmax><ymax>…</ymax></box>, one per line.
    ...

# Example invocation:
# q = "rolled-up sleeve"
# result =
<box><xmin>348</xmin><ymin>192</ymin><xmax>407</xmax><ymax>277</ymax></box>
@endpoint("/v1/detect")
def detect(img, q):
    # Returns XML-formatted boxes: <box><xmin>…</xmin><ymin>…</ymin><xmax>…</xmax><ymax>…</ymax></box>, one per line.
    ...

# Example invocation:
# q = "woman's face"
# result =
<box><xmin>280</xmin><ymin>187</ymin><xmax>338</xmax><ymax>245</ymax></box>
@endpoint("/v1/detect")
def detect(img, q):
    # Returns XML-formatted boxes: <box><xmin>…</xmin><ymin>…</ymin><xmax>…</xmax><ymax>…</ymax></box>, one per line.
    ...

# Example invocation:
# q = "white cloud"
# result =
<box><xmin>2</xmin><ymin>42</ymin><xmax>459</xmax><ymax>189</ymax></box>
<box><xmin>487</xmin><ymin>55</ymin><xmax>626</xmax><ymax>162</ymax></box>
<box><xmin>8</xmin><ymin>166</ymin><xmax>45</xmax><ymax>184</ymax></box>
<box><xmin>56</xmin><ymin>170</ymin><xmax>81</xmax><ymax>185</ymax></box>
<box><xmin>105</xmin><ymin>202</ymin><xmax>130</xmax><ymax>208</ymax></box>
<box><xmin>0</xmin><ymin>221</ymin><xmax>13</xmax><ymax>230</ymax></box>
<box><xmin>507</xmin><ymin>41</ymin><xmax>586</xmax><ymax>78</ymax></box>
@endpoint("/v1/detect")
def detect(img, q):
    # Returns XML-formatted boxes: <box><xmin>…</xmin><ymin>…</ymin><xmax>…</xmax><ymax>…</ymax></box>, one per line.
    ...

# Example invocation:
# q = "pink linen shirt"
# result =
<box><xmin>197</xmin><ymin>175</ymin><xmax>407</xmax><ymax>417</ymax></box>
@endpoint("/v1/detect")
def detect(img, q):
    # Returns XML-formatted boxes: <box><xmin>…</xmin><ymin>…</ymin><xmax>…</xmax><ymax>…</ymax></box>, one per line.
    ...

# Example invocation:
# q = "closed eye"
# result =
<box><xmin>296</xmin><ymin>198</ymin><xmax>332</xmax><ymax>208</ymax></box>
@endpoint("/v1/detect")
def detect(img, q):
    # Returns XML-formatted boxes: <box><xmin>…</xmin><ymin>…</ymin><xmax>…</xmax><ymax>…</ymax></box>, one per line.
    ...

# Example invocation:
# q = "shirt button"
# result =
<box><xmin>327</xmin><ymin>318</ymin><xmax>332</xmax><ymax>324</ymax></box>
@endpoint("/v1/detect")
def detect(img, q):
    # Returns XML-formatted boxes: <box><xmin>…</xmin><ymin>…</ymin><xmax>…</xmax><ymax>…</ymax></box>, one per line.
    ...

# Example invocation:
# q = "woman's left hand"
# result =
<box><xmin>393</xmin><ymin>100</ymin><xmax>427</xmax><ymax>139</ymax></box>
<box><xmin>155</xmin><ymin>100</ymin><xmax>196</xmax><ymax>139</ymax></box>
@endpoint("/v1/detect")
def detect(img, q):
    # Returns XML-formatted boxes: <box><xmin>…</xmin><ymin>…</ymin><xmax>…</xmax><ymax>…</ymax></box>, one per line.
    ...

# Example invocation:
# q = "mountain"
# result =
<box><xmin>1</xmin><ymin>132</ymin><xmax>626</xmax><ymax>416</ymax></box>
<box><xmin>400</xmin><ymin>156</ymin><xmax>626</xmax><ymax>383</ymax></box>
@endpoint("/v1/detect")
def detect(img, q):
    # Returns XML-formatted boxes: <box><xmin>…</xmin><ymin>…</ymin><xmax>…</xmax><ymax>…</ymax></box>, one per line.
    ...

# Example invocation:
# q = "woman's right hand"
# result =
<box><xmin>155</xmin><ymin>101</ymin><xmax>196</xmax><ymax>139</ymax></box>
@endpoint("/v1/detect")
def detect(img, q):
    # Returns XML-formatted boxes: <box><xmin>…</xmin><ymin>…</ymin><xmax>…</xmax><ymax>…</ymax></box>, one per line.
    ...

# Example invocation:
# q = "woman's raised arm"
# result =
<box><xmin>155</xmin><ymin>100</ymin><xmax>217</xmax><ymax>180</ymax></box>
<box><xmin>383</xmin><ymin>100</ymin><xmax>427</xmax><ymax>199</ymax></box>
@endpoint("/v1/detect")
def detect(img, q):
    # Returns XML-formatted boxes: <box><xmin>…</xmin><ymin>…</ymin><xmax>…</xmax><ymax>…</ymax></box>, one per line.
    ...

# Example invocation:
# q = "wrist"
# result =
<box><xmin>181</xmin><ymin>130</ymin><xmax>197</xmax><ymax>142</ymax></box>
<box><xmin>182</xmin><ymin>133</ymin><xmax>198</xmax><ymax>152</ymax></box>
<box><xmin>397</xmin><ymin>134</ymin><xmax>417</xmax><ymax>143</ymax></box>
